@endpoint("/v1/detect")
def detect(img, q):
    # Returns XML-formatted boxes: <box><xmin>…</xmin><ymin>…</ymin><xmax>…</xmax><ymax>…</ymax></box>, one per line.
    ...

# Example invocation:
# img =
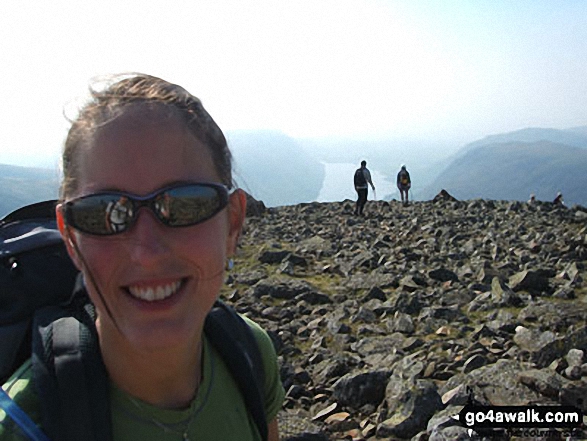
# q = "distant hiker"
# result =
<box><xmin>553</xmin><ymin>192</ymin><xmax>565</xmax><ymax>206</ymax></box>
<box><xmin>528</xmin><ymin>194</ymin><xmax>536</xmax><ymax>204</ymax></box>
<box><xmin>397</xmin><ymin>164</ymin><xmax>411</xmax><ymax>205</ymax></box>
<box><xmin>354</xmin><ymin>160</ymin><xmax>375</xmax><ymax>215</ymax></box>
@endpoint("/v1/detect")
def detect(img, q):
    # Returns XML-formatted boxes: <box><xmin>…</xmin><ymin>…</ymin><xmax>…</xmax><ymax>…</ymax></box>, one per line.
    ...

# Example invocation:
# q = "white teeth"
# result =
<box><xmin>128</xmin><ymin>281</ymin><xmax>181</xmax><ymax>302</ymax></box>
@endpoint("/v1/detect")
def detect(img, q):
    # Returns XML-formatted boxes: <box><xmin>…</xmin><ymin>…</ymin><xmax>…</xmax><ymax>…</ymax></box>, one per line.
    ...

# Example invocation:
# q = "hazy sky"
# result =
<box><xmin>1</xmin><ymin>0</ymin><xmax>586</xmax><ymax>168</ymax></box>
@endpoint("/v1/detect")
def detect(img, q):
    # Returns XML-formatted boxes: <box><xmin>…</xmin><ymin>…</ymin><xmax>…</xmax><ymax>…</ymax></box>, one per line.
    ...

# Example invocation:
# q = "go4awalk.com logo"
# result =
<box><xmin>452</xmin><ymin>404</ymin><xmax>584</xmax><ymax>438</ymax></box>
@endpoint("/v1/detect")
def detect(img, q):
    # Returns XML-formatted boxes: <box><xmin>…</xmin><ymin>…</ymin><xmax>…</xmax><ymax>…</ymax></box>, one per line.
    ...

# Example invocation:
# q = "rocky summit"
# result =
<box><xmin>221</xmin><ymin>196</ymin><xmax>587</xmax><ymax>441</ymax></box>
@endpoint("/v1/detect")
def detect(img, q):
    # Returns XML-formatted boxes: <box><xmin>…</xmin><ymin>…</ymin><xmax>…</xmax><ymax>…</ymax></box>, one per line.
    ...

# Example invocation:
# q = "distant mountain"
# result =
<box><xmin>460</xmin><ymin>127</ymin><xmax>587</xmax><ymax>153</ymax></box>
<box><xmin>226</xmin><ymin>130</ymin><xmax>324</xmax><ymax>206</ymax></box>
<box><xmin>0</xmin><ymin>164</ymin><xmax>60</xmax><ymax>217</ymax></box>
<box><xmin>0</xmin><ymin>131</ymin><xmax>325</xmax><ymax>216</ymax></box>
<box><xmin>4</xmin><ymin>126</ymin><xmax>587</xmax><ymax>213</ymax></box>
<box><xmin>422</xmin><ymin>141</ymin><xmax>587</xmax><ymax>206</ymax></box>
<box><xmin>566</xmin><ymin>125</ymin><xmax>587</xmax><ymax>137</ymax></box>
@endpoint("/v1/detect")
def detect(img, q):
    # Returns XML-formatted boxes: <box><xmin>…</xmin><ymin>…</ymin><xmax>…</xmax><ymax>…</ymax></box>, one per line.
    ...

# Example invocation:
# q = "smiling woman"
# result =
<box><xmin>0</xmin><ymin>74</ymin><xmax>284</xmax><ymax>441</ymax></box>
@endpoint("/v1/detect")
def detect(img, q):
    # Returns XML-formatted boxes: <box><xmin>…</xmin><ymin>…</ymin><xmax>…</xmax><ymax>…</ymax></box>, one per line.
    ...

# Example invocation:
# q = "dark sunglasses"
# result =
<box><xmin>63</xmin><ymin>182</ymin><xmax>230</xmax><ymax>236</ymax></box>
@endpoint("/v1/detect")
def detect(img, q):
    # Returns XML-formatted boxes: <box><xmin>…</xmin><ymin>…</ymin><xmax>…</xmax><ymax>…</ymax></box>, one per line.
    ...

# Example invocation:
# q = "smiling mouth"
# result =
<box><xmin>127</xmin><ymin>280</ymin><xmax>184</xmax><ymax>302</ymax></box>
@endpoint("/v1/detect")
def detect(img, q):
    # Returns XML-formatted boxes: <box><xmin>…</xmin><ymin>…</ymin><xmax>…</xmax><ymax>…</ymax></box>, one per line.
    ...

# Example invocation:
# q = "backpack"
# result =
<box><xmin>0</xmin><ymin>200</ymin><xmax>268</xmax><ymax>441</ymax></box>
<box><xmin>399</xmin><ymin>170</ymin><xmax>409</xmax><ymax>186</ymax></box>
<box><xmin>353</xmin><ymin>168</ymin><xmax>366</xmax><ymax>187</ymax></box>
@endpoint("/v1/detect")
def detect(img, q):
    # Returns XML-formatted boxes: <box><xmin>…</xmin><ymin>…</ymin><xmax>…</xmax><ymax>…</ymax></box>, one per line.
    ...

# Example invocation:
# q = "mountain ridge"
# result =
<box><xmin>2</xmin><ymin>124</ymin><xmax>587</xmax><ymax>217</ymax></box>
<box><xmin>422</xmin><ymin>140</ymin><xmax>587</xmax><ymax>206</ymax></box>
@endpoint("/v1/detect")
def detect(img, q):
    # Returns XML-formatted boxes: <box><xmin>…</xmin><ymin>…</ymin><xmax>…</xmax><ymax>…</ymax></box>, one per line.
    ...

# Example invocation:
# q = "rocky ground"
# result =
<box><xmin>221</xmin><ymin>194</ymin><xmax>587</xmax><ymax>441</ymax></box>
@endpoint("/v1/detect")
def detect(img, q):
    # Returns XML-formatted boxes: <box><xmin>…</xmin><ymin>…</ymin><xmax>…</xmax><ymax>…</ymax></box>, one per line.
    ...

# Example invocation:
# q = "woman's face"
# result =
<box><xmin>61</xmin><ymin>106</ymin><xmax>243</xmax><ymax>352</ymax></box>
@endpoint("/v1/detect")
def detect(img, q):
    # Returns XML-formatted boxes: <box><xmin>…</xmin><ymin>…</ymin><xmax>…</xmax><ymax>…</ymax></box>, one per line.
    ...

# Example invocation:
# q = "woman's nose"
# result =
<box><xmin>125</xmin><ymin>208</ymin><xmax>171</xmax><ymax>266</ymax></box>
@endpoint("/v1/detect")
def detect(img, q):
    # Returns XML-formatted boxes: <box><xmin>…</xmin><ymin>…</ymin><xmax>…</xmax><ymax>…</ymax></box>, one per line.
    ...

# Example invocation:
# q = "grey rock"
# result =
<box><xmin>426</xmin><ymin>405</ymin><xmax>469</xmax><ymax>432</ymax></box>
<box><xmin>509</xmin><ymin>270</ymin><xmax>550</xmax><ymax>294</ymax></box>
<box><xmin>377</xmin><ymin>380</ymin><xmax>444</xmax><ymax>439</ymax></box>
<box><xmin>297</xmin><ymin>291</ymin><xmax>332</xmax><ymax>305</ymax></box>
<box><xmin>279</xmin><ymin>260</ymin><xmax>295</xmax><ymax>275</ymax></box>
<box><xmin>245</xmin><ymin>192</ymin><xmax>266</xmax><ymax>216</ymax></box>
<box><xmin>287</xmin><ymin>254</ymin><xmax>308</xmax><ymax>267</ymax></box>
<box><xmin>518</xmin><ymin>369</ymin><xmax>568</xmax><ymax>399</ymax></box>
<box><xmin>518</xmin><ymin>302</ymin><xmax>587</xmax><ymax>331</ymax></box>
<box><xmin>486</xmin><ymin>309</ymin><xmax>518</xmax><ymax>333</ymax></box>
<box><xmin>478</xmin><ymin>265</ymin><xmax>506</xmax><ymax>284</ymax></box>
<box><xmin>391</xmin><ymin>354</ymin><xmax>426</xmax><ymax>381</ymax></box>
<box><xmin>513</xmin><ymin>326</ymin><xmax>556</xmax><ymax>353</ymax></box>
<box><xmin>532</xmin><ymin>326</ymin><xmax>587</xmax><ymax>367</ymax></box>
<box><xmin>362</xmin><ymin>286</ymin><xmax>387</xmax><ymax>301</ymax></box>
<box><xmin>428</xmin><ymin>268</ymin><xmax>459</xmax><ymax>283</ymax></box>
<box><xmin>287</xmin><ymin>384</ymin><xmax>306</xmax><ymax>399</ymax></box>
<box><xmin>491</xmin><ymin>277</ymin><xmax>522</xmax><ymax>307</ymax></box>
<box><xmin>566</xmin><ymin>348</ymin><xmax>585</xmax><ymax>367</ymax></box>
<box><xmin>564</xmin><ymin>365</ymin><xmax>582</xmax><ymax>380</ymax></box>
<box><xmin>387</xmin><ymin>311</ymin><xmax>415</xmax><ymax>334</ymax></box>
<box><xmin>442</xmin><ymin>360</ymin><xmax>543</xmax><ymax>406</ymax></box>
<box><xmin>401</xmin><ymin>337</ymin><xmax>424</xmax><ymax>352</ymax></box>
<box><xmin>389</xmin><ymin>291</ymin><xmax>423</xmax><ymax>315</ymax></box>
<box><xmin>462</xmin><ymin>354</ymin><xmax>488</xmax><ymax>374</ymax></box>
<box><xmin>352</xmin><ymin>306</ymin><xmax>377</xmax><ymax>323</ymax></box>
<box><xmin>418</xmin><ymin>306</ymin><xmax>466</xmax><ymax>323</ymax></box>
<box><xmin>559</xmin><ymin>382</ymin><xmax>587</xmax><ymax>412</ymax></box>
<box><xmin>553</xmin><ymin>287</ymin><xmax>575</xmax><ymax>299</ymax></box>
<box><xmin>428</xmin><ymin>426</ymin><xmax>473</xmax><ymax>441</ymax></box>
<box><xmin>232</xmin><ymin>269</ymin><xmax>267</xmax><ymax>286</ymax></box>
<box><xmin>441</xmin><ymin>385</ymin><xmax>470</xmax><ymax>406</ymax></box>
<box><xmin>438</xmin><ymin>289</ymin><xmax>475</xmax><ymax>307</ymax></box>
<box><xmin>311</xmin><ymin>354</ymin><xmax>360</xmax><ymax>386</ymax></box>
<box><xmin>259</xmin><ymin>249</ymin><xmax>291</xmax><ymax>264</ymax></box>
<box><xmin>252</xmin><ymin>278</ymin><xmax>317</xmax><ymax>300</ymax></box>
<box><xmin>332</xmin><ymin>370</ymin><xmax>389</xmax><ymax>409</ymax></box>
<box><xmin>400</xmin><ymin>275</ymin><xmax>428</xmax><ymax>291</ymax></box>
<box><xmin>466</xmin><ymin>291</ymin><xmax>493</xmax><ymax>313</ymax></box>
<box><xmin>283</xmin><ymin>433</ymin><xmax>329</xmax><ymax>441</ymax></box>
<box><xmin>351</xmin><ymin>334</ymin><xmax>406</xmax><ymax>357</ymax></box>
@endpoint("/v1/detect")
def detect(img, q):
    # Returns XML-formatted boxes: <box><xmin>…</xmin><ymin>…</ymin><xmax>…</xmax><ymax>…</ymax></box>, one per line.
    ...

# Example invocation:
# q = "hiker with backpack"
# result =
<box><xmin>353</xmin><ymin>160</ymin><xmax>375</xmax><ymax>216</ymax></box>
<box><xmin>553</xmin><ymin>192</ymin><xmax>565</xmax><ymax>206</ymax></box>
<box><xmin>396</xmin><ymin>164</ymin><xmax>411</xmax><ymax>205</ymax></box>
<box><xmin>0</xmin><ymin>74</ymin><xmax>284</xmax><ymax>441</ymax></box>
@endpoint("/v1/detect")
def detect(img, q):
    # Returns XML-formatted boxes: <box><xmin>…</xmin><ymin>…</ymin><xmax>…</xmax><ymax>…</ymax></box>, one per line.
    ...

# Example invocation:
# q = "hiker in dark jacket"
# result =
<box><xmin>354</xmin><ymin>160</ymin><xmax>375</xmax><ymax>215</ymax></box>
<box><xmin>396</xmin><ymin>164</ymin><xmax>411</xmax><ymax>205</ymax></box>
<box><xmin>0</xmin><ymin>74</ymin><xmax>284</xmax><ymax>441</ymax></box>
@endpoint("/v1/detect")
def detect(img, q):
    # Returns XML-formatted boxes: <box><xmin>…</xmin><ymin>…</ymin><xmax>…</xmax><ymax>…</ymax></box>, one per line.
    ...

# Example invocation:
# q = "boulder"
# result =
<box><xmin>331</xmin><ymin>370</ymin><xmax>390</xmax><ymax>409</ymax></box>
<box><xmin>377</xmin><ymin>380</ymin><xmax>444</xmax><ymax>439</ymax></box>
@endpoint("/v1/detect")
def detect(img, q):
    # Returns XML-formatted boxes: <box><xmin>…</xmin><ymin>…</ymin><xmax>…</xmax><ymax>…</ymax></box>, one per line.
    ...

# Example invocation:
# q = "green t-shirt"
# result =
<box><xmin>0</xmin><ymin>316</ymin><xmax>285</xmax><ymax>441</ymax></box>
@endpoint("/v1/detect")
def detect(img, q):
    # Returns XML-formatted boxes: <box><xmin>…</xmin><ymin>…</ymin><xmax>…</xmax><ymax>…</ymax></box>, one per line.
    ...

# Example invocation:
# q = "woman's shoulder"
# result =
<box><xmin>2</xmin><ymin>359</ymin><xmax>36</xmax><ymax>404</ymax></box>
<box><xmin>237</xmin><ymin>314</ymin><xmax>285</xmax><ymax>422</ymax></box>
<box><xmin>0</xmin><ymin>359</ymin><xmax>42</xmax><ymax>439</ymax></box>
<box><xmin>239</xmin><ymin>315</ymin><xmax>276</xmax><ymax>355</ymax></box>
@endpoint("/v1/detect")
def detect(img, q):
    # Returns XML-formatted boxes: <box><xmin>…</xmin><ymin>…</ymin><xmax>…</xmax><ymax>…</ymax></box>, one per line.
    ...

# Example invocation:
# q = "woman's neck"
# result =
<box><xmin>97</xmin><ymin>321</ymin><xmax>204</xmax><ymax>409</ymax></box>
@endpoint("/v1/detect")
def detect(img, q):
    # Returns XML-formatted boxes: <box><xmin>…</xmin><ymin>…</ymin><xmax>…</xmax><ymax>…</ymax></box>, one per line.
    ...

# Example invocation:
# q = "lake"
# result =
<box><xmin>317</xmin><ymin>162</ymin><xmax>395</xmax><ymax>202</ymax></box>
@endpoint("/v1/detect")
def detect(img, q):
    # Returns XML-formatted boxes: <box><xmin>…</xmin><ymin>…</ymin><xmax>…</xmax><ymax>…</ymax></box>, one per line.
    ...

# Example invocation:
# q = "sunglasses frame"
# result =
<box><xmin>62</xmin><ymin>182</ymin><xmax>230</xmax><ymax>236</ymax></box>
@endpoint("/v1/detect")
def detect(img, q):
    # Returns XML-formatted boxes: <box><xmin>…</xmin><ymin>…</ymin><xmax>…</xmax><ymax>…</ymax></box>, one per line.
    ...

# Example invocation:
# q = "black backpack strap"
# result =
<box><xmin>205</xmin><ymin>301</ymin><xmax>268</xmax><ymax>441</ymax></box>
<box><xmin>0</xmin><ymin>200</ymin><xmax>59</xmax><ymax>227</ymax></box>
<box><xmin>1</xmin><ymin>199</ymin><xmax>79</xmax><ymax>384</ymax></box>
<box><xmin>32</xmin><ymin>281</ymin><xmax>112</xmax><ymax>441</ymax></box>
<box><xmin>31</xmin><ymin>295</ymin><xmax>265</xmax><ymax>441</ymax></box>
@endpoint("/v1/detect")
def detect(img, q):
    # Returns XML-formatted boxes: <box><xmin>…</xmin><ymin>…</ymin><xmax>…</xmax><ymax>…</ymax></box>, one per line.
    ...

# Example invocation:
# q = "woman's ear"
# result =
<box><xmin>56</xmin><ymin>204</ymin><xmax>83</xmax><ymax>270</ymax></box>
<box><xmin>226</xmin><ymin>189</ymin><xmax>247</xmax><ymax>256</ymax></box>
